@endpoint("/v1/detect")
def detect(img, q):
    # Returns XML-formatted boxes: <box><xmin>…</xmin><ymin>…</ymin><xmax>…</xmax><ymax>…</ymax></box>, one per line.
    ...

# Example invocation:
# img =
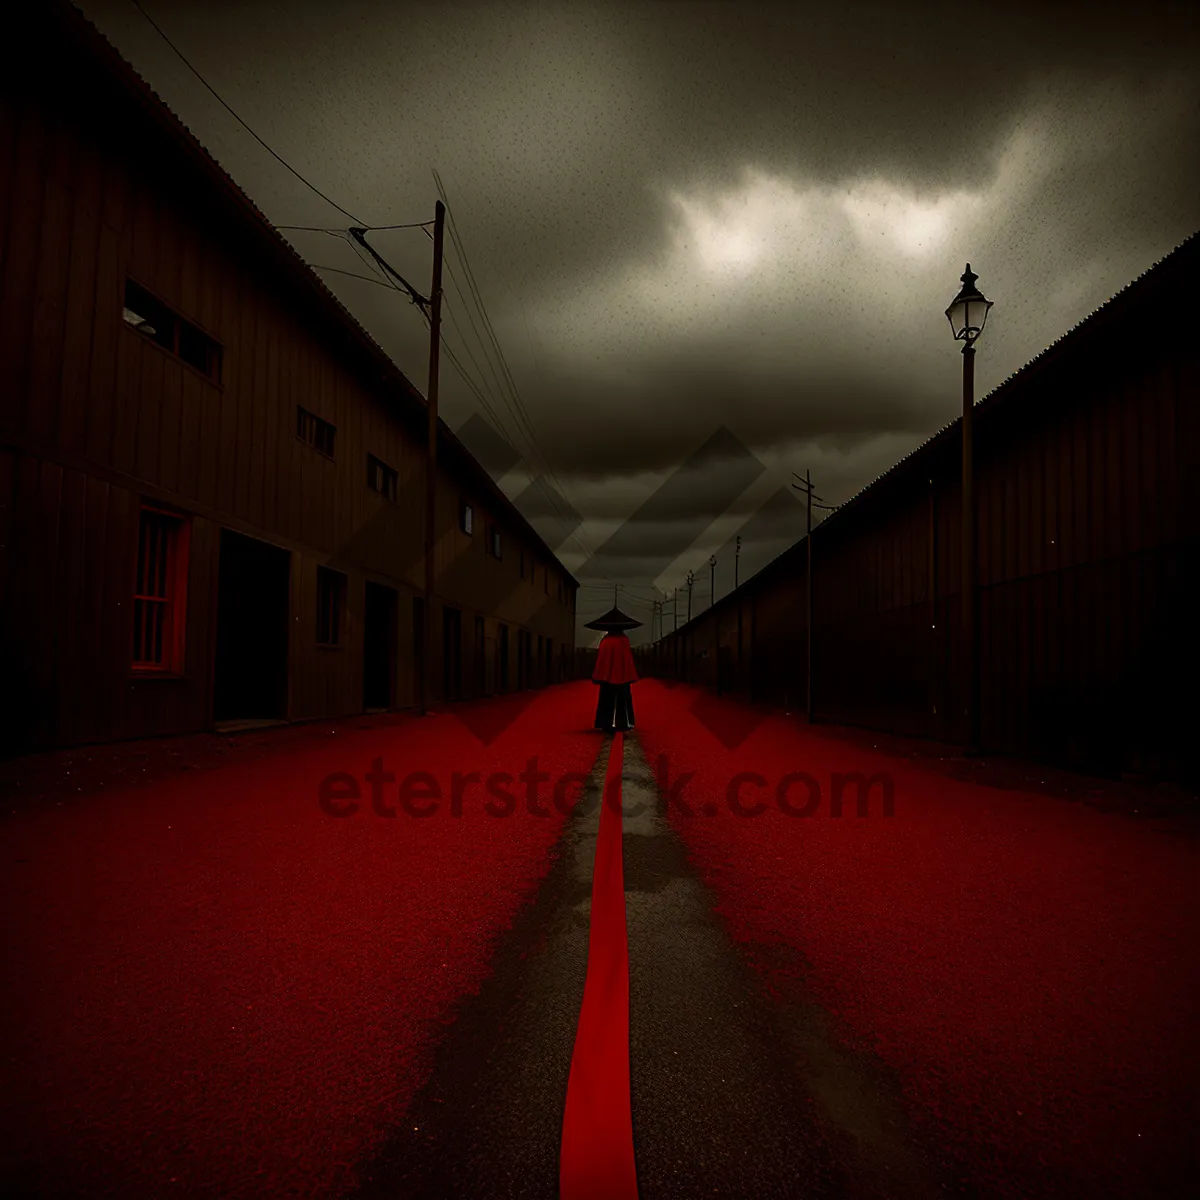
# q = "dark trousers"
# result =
<box><xmin>594</xmin><ymin>681</ymin><xmax>635</xmax><ymax>732</ymax></box>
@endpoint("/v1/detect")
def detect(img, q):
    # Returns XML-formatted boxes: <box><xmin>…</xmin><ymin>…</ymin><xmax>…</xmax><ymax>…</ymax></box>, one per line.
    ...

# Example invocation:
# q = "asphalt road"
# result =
<box><xmin>356</xmin><ymin>732</ymin><xmax>948</xmax><ymax>1199</ymax></box>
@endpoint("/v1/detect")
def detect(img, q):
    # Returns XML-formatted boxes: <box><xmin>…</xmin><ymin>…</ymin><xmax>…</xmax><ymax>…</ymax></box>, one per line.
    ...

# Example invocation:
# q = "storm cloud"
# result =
<box><xmin>79</xmin><ymin>0</ymin><xmax>1200</xmax><ymax>637</ymax></box>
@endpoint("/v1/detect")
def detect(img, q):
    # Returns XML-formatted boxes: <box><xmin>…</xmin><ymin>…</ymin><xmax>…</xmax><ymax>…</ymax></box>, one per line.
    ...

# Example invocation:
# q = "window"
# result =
<box><xmin>132</xmin><ymin>505</ymin><xmax>190</xmax><ymax>673</ymax></box>
<box><xmin>460</xmin><ymin>501</ymin><xmax>474</xmax><ymax>535</ymax></box>
<box><xmin>297</xmin><ymin>406</ymin><xmax>336</xmax><ymax>457</ymax></box>
<box><xmin>367</xmin><ymin>453</ymin><xmax>398</xmax><ymax>500</ymax></box>
<box><xmin>123</xmin><ymin>279</ymin><xmax>221</xmax><ymax>381</ymax></box>
<box><xmin>316</xmin><ymin>566</ymin><xmax>347</xmax><ymax>646</ymax></box>
<box><xmin>488</xmin><ymin>524</ymin><xmax>502</xmax><ymax>559</ymax></box>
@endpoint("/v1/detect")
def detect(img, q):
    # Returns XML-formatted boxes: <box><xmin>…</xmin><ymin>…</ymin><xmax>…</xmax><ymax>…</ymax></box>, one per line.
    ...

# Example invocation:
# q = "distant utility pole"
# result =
<box><xmin>735</xmin><ymin>535</ymin><xmax>743</xmax><ymax>689</ymax></box>
<box><xmin>687</xmin><ymin>570</ymin><xmax>695</xmax><ymax>623</ymax></box>
<box><xmin>673</xmin><ymin>587</ymin><xmax>679</xmax><ymax>633</ymax></box>
<box><xmin>421</xmin><ymin>200</ymin><xmax>446</xmax><ymax>716</ymax></box>
<box><xmin>709</xmin><ymin>555</ymin><xmax>716</xmax><ymax>610</ymax></box>
<box><xmin>791</xmin><ymin>469</ymin><xmax>823</xmax><ymax>724</ymax></box>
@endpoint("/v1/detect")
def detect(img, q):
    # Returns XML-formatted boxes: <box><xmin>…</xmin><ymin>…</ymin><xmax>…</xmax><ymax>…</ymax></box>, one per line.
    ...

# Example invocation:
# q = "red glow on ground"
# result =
<box><xmin>0</xmin><ymin>686</ymin><xmax>600</xmax><ymax>1197</ymax></box>
<box><xmin>635</xmin><ymin>681</ymin><xmax>1199</xmax><ymax>1197</ymax></box>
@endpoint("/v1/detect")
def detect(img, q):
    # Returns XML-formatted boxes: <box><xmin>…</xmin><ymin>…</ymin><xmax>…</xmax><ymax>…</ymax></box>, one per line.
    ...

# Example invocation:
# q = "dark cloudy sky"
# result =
<box><xmin>79</xmin><ymin>0</ymin><xmax>1200</xmax><ymax>637</ymax></box>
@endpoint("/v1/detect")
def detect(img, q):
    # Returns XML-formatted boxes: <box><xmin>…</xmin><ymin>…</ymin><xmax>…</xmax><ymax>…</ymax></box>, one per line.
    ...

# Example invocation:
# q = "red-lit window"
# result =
<box><xmin>132</xmin><ymin>505</ymin><xmax>190</xmax><ymax>672</ymax></box>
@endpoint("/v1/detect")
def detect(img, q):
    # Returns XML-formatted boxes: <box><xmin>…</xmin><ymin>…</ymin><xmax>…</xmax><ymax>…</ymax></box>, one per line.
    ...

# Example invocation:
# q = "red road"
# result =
<box><xmin>2</xmin><ymin>679</ymin><xmax>1197</xmax><ymax>1197</ymax></box>
<box><xmin>637</xmin><ymin>680</ymin><xmax>1200</xmax><ymax>1198</ymax></box>
<box><xmin>1</xmin><ymin>691</ymin><xmax>596</xmax><ymax>1197</ymax></box>
<box><xmin>559</xmin><ymin>732</ymin><xmax>638</xmax><ymax>1200</ymax></box>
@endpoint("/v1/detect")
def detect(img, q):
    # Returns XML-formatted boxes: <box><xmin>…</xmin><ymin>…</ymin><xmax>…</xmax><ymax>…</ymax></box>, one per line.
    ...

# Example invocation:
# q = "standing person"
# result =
<box><xmin>586</xmin><ymin>605</ymin><xmax>641</xmax><ymax>733</ymax></box>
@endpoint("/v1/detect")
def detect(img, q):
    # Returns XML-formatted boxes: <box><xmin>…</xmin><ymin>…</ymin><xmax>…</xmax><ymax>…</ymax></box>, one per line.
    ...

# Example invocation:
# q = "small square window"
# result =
<box><xmin>123</xmin><ymin>280</ymin><xmax>176</xmax><ymax>352</ymax></box>
<box><xmin>298</xmin><ymin>406</ymin><xmax>336</xmax><ymax>458</ymax></box>
<box><xmin>488</xmin><ymin>525</ymin><xmax>502</xmax><ymax>559</ymax></box>
<box><xmin>124</xmin><ymin>279</ymin><xmax>220</xmax><ymax>381</ymax></box>
<box><xmin>367</xmin><ymin>454</ymin><xmax>398</xmax><ymax>501</ymax></box>
<box><xmin>461</xmin><ymin>502</ymin><xmax>474</xmax><ymax>535</ymax></box>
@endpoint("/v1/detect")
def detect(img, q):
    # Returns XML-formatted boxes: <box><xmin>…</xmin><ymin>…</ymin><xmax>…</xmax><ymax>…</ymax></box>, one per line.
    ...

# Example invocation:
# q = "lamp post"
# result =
<box><xmin>945</xmin><ymin>263</ymin><xmax>993</xmax><ymax>754</ymax></box>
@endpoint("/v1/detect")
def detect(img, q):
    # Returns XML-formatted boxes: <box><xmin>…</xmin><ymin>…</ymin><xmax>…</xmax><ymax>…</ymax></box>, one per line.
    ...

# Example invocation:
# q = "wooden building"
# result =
<box><xmin>643</xmin><ymin>233</ymin><xmax>1200</xmax><ymax>784</ymax></box>
<box><xmin>0</xmin><ymin>1</ymin><xmax>577</xmax><ymax>755</ymax></box>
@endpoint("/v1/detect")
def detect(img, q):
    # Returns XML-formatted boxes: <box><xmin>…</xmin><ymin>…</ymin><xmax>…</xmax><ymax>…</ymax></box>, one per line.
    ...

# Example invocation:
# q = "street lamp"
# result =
<box><xmin>945</xmin><ymin>264</ymin><xmax>993</xmax><ymax>753</ymax></box>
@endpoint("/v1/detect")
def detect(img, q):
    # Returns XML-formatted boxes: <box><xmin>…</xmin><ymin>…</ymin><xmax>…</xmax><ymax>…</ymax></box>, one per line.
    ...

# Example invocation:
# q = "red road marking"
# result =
<box><xmin>559</xmin><ymin>732</ymin><xmax>639</xmax><ymax>1200</ymax></box>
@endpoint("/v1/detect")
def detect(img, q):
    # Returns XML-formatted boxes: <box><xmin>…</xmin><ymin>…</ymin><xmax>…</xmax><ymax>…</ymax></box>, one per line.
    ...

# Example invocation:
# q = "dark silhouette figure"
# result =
<box><xmin>587</xmin><ymin>606</ymin><xmax>641</xmax><ymax>732</ymax></box>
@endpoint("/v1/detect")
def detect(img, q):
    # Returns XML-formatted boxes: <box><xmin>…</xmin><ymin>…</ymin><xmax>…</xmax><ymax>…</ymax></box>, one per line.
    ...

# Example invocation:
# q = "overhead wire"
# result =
<box><xmin>126</xmin><ymin>0</ymin><xmax>607</xmax><ymax>590</ymax></box>
<box><xmin>429</xmin><ymin>173</ymin><xmax>606</xmax><ymax>573</ymax></box>
<box><xmin>130</xmin><ymin>0</ymin><xmax>364</xmax><ymax>226</ymax></box>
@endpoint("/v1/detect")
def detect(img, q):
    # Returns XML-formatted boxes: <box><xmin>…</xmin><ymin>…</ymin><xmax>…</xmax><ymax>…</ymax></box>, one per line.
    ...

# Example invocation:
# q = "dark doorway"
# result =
<box><xmin>443</xmin><ymin>606</ymin><xmax>463</xmax><ymax>701</ymax></box>
<box><xmin>213</xmin><ymin>530</ymin><xmax>290</xmax><ymax>722</ymax></box>
<box><xmin>497</xmin><ymin>623</ymin><xmax>509</xmax><ymax>692</ymax></box>
<box><xmin>718</xmin><ymin>644</ymin><xmax>735</xmax><ymax>694</ymax></box>
<box><xmin>516</xmin><ymin>630</ymin><xmax>529</xmax><ymax>690</ymax></box>
<box><xmin>364</xmin><ymin>582</ymin><xmax>398</xmax><ymax>710</ymax></box>
<box><xmin>413</xmin><ymin>597</ymin><xmax>425</xmax><ymax>707</ymax></box>
<box><xmin>474</xmin><ymin>615</ymin><xmax>486</xmax><ymax>696</ymax></box>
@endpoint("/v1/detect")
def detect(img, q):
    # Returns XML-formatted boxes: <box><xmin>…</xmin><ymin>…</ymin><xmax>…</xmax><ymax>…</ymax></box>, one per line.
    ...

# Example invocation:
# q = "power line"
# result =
<box><xmin>130</xmin><ymin>0</ymin><xmax>364</xmax><ymax>226</ymax></box>
<box><xmin>430</xmin><ymin>172</ymin><xmax>605</xmax><ymax>572</ymax></box>
<box><xmin>440</xmin><ymin>297</ymin><xmax>523</xmax><ymax>449</ymax></box>
<box><xmin>129</xmin><ymin>0</ymin><xmax>603</xmax><ymax>588</ymax></box>
<box><xmin>278</xmin><ymin>220</ymin><xmax>435</xmax><ymax>234</ymax></box>
<box><xmin>311</xmin><ymin>264</ymin><xmax>395</xmax><ymax>288</ymax></box>
<box><xmin>348</xmin><ymin>228</ymin><xmax>428</xmax><ymax>310</ymax></box>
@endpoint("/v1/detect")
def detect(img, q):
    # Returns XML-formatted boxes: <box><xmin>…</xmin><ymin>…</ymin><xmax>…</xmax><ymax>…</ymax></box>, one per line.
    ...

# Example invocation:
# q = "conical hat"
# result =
<box><xmin>583</xmin><ymin>605</ymin><xmax>643</xmax><ymax>631</ymax></box>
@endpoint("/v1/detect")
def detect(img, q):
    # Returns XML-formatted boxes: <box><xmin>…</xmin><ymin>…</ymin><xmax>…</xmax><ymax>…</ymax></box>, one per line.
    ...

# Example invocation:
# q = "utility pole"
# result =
<box><xmin>791</xmin><ymin>469</ymin><xmax>821</xmax><ymax>724</ymax></box>
<box><xmin>421</xmin><ymin>200</ymin><xmax>445</xmax><ymax>716</ymax></box>
<box><xmin>687</xmin><ymin>570</ymin><xmax>694</xmax><ymax>623</ymax></box>
<box><xmin>735</xmin><ymin>535</ymin><xmax>743</xmax><ymax>692</ymax></box>
<box><xmin>709</xmin><ymin>554</ymin><xmax>718</xmax><ymax>692</ymax></box>
<box><xmin>673</xmin><ymin>587</ymin><xmax>678</xmax><ymax>633</ymax></box>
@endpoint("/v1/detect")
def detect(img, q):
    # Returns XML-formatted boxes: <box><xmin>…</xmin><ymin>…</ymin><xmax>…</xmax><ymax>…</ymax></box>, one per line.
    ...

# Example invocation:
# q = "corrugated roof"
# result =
<box><xmin>47</xmin><ymin>0</ymin><xmax>579</xmax><ymax>587</ymax></box>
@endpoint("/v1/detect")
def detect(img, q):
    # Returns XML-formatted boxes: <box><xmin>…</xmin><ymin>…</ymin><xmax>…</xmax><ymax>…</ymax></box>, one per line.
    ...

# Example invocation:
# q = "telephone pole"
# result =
<box><xmin>792</xmin><ymin>469</ymin><xmax>822</xmax><ymax>724</ymax></box>
<box><xmin>687</xmin><ymin>570</ymin><xmax>694</xmax><ymax>623</ymax></box>
<box><xmin>421</xmin><ymin>200</ymin><xmax>446</xmax><ymax>716</ymax></box>
<box><xmin>735</xmin><ymin>535</ymin><xmax>743</xmax><ymax>691</ymax></box>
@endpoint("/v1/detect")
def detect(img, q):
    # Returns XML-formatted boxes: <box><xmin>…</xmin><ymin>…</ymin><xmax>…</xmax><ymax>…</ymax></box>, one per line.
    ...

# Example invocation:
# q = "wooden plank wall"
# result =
<box><xmin>646</xmin><ymin>296</ymin><xmax>1198</xmax><ymax>780</ymax></box>
<box><xmin>0</xmin><ymin>30</ymin><xmax>576</xmax><ymax>753</ymax></box>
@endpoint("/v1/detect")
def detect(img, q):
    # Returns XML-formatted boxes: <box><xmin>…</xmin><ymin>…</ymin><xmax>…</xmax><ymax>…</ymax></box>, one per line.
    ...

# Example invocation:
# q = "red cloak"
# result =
<box><xmin>592</xmin><ymin>632</ymin><xmax>638</xmax><ymax>685</ymax></box>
